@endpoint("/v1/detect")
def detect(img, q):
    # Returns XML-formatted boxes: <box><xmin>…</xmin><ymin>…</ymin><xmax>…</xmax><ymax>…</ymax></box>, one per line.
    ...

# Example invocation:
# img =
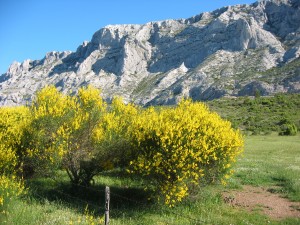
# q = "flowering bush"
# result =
<box><xmin>53</xmin><ymin>86</ymin><xmax>107</xmax><ymax>186</ymax></box>
<box><xmin>27</xmin><ymin>85</ymin><xmax>108</xmax><ymax>185</ymax></box>
<box><xmin>0</xmin><ymin>107</ymin><xmax>28</xmax><ymax>217</ymax></box>
<box><xmin>22</xmin><ymin>86</ymin><xmax>73</xmax><ymax>177</ymax></box>
<box><xmin>92</xmin><ymin>97</ymin><xmax>139</xmax><ymax>169</ymax></box>
<box><xmin>0</xmin><ymin>106</ymin><xmax>31</xmax><ymax>175</ymax></box>
<box><xmin>128</xmin><ymin>99</ymin><xmax>244</xmax><ymax>206</ymax></box>
<box><xmin>27</xmin><ymin>86</ymin><xmax>133</xmax><ymax>186</ymax></box>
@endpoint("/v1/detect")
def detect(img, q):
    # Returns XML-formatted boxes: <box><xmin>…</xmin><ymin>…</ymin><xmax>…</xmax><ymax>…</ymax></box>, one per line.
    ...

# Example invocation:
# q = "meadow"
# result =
<box><xmin>1</xmin><ymin>135</ymin><xmax>298</xmax><ymax>225</ymax></box>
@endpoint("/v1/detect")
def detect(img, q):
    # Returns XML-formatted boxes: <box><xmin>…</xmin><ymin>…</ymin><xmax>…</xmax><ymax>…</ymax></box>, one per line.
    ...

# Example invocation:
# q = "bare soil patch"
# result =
<box><xmin>223</xmin><ymin>185</ymin><xmax>300</xmax><ymax>219</ymax></box>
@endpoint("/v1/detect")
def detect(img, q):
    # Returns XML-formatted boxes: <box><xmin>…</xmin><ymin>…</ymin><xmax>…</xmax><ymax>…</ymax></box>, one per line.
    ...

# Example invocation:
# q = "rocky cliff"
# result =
<box><xmin>1</xmin><ymin>0</ymin><xmax>300</xmax><ymax>106</ymax></box>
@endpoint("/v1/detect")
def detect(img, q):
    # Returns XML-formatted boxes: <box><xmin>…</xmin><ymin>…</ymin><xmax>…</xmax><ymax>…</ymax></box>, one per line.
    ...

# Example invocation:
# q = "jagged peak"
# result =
<box><xmin>103</xmin><ymin>24</ymin><xmax>142</xmax><ymax>29</ymax></box>
<box><xmin>82</xmin><ymin>41</ymin><xmax>89</xmax><ymax>47</ymax></box>
<box><xmin>44</xmin><ymin>50</ymin><xmax>72</xmax><ymax>58</ymax></box>
<box><xmin>91</xmin><ymin>24</ymin><xmax>143</xmax><ymax>45</ymax></box>
<box><xmin>7</xmin><ymin>61</ymin><xmax>21</xmax><ymax>74</ymax></box>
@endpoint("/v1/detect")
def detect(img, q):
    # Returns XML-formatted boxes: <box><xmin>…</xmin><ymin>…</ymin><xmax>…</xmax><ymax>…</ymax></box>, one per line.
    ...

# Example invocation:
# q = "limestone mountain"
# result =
<box><xmin>1</xmin><ymin>0</ymin><xmax>299</xmax><ymax>106</ymax></box>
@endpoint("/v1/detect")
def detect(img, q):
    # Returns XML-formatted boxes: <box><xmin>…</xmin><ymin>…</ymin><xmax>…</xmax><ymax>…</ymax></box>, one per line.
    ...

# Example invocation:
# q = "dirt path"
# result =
<box><xmin>222</xmin><ymin>185</ymin><xmax>300</xmax><ymax>220</ymax></box>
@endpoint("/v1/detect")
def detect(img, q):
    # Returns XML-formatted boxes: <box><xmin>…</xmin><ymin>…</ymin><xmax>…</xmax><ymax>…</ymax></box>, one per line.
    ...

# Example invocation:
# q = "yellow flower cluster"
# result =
<box><xmin>78</xmin><ymin>85</ymin><xmax>105</xmax><ymax>111</ymax></box>
<box><xmin>92</xmin><ymin>96</ymin><xmax>139</xmax><ymax>169</ymax></box>
<box><xmin>32</xmin><ymin>85</ymin><xmax>72</xmax><ymax>118</ymax></box>
<box><xmin>128</xmin><ymin>99</ymin><xmax>244</xmax><ymax>206</ymax></box>
<box><xmin>99</xmin><ymin>97</ymin><xmax>138</xmax><ymax>141</ymax></box>
<box><xmin>0</xmin><ymin>106</ymin><xmax>31</xmax><ymax>174</ymax></box>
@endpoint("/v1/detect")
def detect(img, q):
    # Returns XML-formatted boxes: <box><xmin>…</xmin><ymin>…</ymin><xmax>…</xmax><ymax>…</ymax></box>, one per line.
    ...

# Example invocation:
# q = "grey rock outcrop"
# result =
<box><xmin>1</xmin><ymin>0</ymin><xmax>300</xmax><ymax>106</ymax></box>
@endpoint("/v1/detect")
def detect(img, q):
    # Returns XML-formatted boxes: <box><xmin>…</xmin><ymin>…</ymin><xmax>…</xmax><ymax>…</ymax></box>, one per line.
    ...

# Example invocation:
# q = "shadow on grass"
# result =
<box><xmin>270</xmin><ymin>172</ymin><xmax>300</xmax><ymax>201</ymax></box>
<box><xmin>25</xmin><ymin>173</ymin><xmax>154</xmax><ymax>218</ymax></box>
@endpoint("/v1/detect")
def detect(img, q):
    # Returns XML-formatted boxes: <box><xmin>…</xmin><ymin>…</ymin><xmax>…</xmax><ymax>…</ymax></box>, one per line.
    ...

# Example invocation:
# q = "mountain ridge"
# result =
<box><xmin>1</xmin><ymin>0</ymin><xmax>299</xmax><ymax>106</ymax></box>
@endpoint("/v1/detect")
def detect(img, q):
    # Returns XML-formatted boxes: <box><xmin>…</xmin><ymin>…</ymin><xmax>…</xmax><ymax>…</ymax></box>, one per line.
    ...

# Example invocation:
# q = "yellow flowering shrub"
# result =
<box><xmin>128</xmin><ymin>99</ymin><xmax>244</xmax><ymax>206</ymax></box>
<box><xmin>0</xmin><ymin>107</ymin><xmax>28</xmax><ymax>218</ymax></box>
<box><xmin>0</xmin><ymin>106</ymin><xmax>31</xmax><ymax>174</ymax></box>
<box><xmin>92</xmin><ymin>97</ymin><xmax>139</xmax><ymax>168</ymax></box>
<box><xmin>53</xmin><ymin>86</ymin><xmax>107</xmax><ymax>186</ymax></box>
<box><xmin>25</xmin><ymin>85</ymin><xmax>130</xmax><ymax>186</ymax></box>
<box><xmin>23</xmin><ymin>86</ymin><xmax>72</xmax><ymax>176</ymax></box>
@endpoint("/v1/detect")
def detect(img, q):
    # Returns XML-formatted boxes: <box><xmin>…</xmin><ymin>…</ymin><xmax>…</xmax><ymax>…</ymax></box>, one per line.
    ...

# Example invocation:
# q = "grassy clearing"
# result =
<box><xmin>2</xmin><ymin>135</ymin><xmax>300</xmax><ymax>225</ymax></box>
<box><xmin>229</xmin><ymin>134</ymin><xmax>300</xmax><ymax>201</ymax></box>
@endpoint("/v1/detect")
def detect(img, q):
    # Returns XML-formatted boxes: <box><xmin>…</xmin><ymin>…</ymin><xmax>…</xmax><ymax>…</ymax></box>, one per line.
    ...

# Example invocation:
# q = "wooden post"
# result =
<box><xmin>105</xmin><ymin>186</ymin><xmax>110</xmax><ymax>225</ymax></box>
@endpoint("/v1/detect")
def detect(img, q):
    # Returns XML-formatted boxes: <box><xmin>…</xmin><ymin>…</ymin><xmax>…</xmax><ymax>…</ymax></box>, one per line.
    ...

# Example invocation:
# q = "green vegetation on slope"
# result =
<box><xmin>207</xmin><ymin>93</ymin><xmax>300</xmax><ymax>135</ymax></box>
<box><xmin>257</xmin><ymin>57</ymin><xmax>300</xmax><ymax>84</ymax></box>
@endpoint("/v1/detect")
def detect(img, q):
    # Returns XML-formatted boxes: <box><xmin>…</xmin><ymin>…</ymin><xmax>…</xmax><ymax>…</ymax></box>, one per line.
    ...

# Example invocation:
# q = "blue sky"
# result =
<box><xmin>0</xmin><ymin>0</ymin><xmax>255</xmax><ymax>75</ymax></box>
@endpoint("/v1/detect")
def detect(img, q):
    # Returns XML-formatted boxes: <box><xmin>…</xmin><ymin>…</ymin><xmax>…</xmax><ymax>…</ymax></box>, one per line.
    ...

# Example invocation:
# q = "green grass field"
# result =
<box><xmin>2</xmin><ymin>134</ymin><xmax>299</xmax><ymax>225</ymax></box>
<box><xmin>232</xmin><ymin>135</ymin><xmax>300</xmax><ymax>201</ymax></box>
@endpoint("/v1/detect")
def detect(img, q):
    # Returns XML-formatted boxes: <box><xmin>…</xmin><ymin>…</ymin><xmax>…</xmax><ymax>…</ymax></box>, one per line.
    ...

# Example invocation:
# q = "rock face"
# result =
<box><xmin>1</xmin><ymin>0</ymin><xmax>300</xmax><ymax>106</ymax></box>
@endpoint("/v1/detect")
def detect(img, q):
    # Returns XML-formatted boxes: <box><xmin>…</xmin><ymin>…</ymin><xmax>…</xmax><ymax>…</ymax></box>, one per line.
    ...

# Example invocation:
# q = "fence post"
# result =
<box><xmin>105</xmin><ymin>186</ymin><xmax>110</xmax><ymax>225</ymax></box>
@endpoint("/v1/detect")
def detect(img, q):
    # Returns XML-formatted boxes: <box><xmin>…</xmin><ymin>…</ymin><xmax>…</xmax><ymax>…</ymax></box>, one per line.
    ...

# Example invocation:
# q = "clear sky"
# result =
<box><xmin>0</xmin><ymin>0</ymin><xmax>256</xmax><ymax>75</ymax></box>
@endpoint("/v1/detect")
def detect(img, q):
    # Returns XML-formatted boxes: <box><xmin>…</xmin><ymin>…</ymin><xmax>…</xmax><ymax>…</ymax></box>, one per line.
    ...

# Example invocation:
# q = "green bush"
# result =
<box><xmin>279</xmin><ymin>123</ymin><xmax>298</xmax><ymax>136</ymax></box>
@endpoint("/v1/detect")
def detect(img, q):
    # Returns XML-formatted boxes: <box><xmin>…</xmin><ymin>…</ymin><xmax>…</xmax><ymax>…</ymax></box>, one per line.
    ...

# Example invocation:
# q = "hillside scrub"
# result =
<box><xmin>0</xmin><ymin>85</ymin><xmax>243</xmax><ymax>208</ymax></box>
<box><xmin>207</xmin><ymin>93</ymin><xmax>300</xmax><ymax>135</ymax></box>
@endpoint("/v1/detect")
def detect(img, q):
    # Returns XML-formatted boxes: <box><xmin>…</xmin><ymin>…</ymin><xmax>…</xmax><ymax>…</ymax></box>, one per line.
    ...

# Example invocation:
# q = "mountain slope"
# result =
<box><xmin>1</xmin><ymin>0</ymin><xmax>300</xmax><ymax>106</ymax></box>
